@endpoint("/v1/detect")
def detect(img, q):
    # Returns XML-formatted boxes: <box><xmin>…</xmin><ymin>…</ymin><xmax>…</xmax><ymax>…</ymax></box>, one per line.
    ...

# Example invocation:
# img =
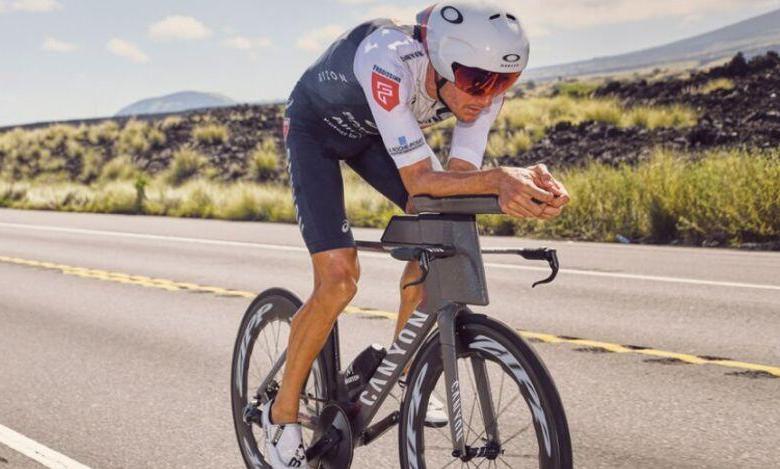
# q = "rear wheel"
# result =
<box><xmin>399</xmin><ymin>314</ymin><xmax>572</xmax><ymax>469</ymax></box>
<box><xmin>231</xmin><ymin>288</ymin><xmax>330</xmax><ymax>469</ymax></box>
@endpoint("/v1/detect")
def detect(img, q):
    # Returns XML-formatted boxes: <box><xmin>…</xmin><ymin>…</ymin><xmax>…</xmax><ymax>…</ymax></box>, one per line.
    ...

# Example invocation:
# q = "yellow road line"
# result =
<box><xmin>2</xmin><ymin>254</ymin><xmax>779</xmax><ymax>378</ymax></box>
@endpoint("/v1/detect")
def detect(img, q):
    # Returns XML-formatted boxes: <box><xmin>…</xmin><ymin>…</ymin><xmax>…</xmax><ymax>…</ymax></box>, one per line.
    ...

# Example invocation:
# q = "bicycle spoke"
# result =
<box><xmin>274</xmin><ymin>319</ymin><xmax>283</xmax><ymax>354</ymax></box>
<box><xmin>496</xmin><ymin>369</ymin><xmax>505</xmax><ymax>417</ymax></box>
<box><xmin>500</xmin><ymin>422</ymin><xmax>533</xmax><ymax>446</ymax></box>
<box><xmin>260</xmin><ymin>327</ymin><xmax>275</xmax><ymax>365</ymax></box>
<box><xmin>497</xmin><ymin>456</ymin><xmax>514</xmax><ymax>468</ymax></box>
<box><xmin>464</xmin><ymin>358</ymin><xmax>479</xmax><ymax>443</ymax></box>
<box><xmin>461</xmin><ymin>360</ymin><xmax>485</xmax><ymax>442</ymax></box>
<box><xmin>468</xmin><ymin>394</ymin><xmax>521</xmax><ymax>447</ymax></box>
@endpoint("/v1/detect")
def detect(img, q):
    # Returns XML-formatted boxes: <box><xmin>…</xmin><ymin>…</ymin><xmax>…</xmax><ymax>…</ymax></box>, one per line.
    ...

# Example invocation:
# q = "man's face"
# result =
<box><xmin>439</xmin><ymin>81</ymin><xmax>495</xmax><ymax>123</ymax></box>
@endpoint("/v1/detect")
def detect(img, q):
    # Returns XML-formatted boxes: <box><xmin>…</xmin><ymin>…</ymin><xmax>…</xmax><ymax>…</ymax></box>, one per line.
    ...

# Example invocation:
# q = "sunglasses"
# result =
<box><xmin>452</xmin><ymin>62</ymin><xmax>521</xmax><ymax>97</ymax></box>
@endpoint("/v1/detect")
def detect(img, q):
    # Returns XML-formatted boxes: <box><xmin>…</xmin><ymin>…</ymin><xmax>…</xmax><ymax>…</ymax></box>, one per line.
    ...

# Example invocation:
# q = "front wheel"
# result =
<box><xmin>399</xmin><ymin>314</ymin><xmax>572</xmax><ymax>469</ymax></box>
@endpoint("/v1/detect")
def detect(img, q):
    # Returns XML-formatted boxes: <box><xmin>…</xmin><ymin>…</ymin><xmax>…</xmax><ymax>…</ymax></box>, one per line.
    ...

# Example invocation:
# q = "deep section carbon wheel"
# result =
<box><xmin>399</xmin><ymin>314</ymin><xmax>572</xmax><ymax>469</ymax></box>
<box><xmin>231</xmin><ymin>288</ymin><xmax>329</xmax><ymax>469</ymax></box>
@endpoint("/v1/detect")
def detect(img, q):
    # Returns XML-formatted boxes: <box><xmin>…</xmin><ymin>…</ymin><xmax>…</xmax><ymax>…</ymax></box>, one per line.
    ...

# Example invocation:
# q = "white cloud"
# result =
<box><xmin>11</xmin><ymin>0</ymin><xmax>61</xmax><ymax>12</ymax></box>
<box><xmin>106</xmin><ymin>38</ymin><xmax>149</xmax><ymax>63</ymax></box>
<box><xmin>338</xmin><ymin>0</ymin><xmax>376</xmax><ymax>4</ymax></box>
<box><xmin>296</xmin><ymin>25</ymin><xmax>346</xmax><ymax>53</ymax></box>
<box><xmin>507</xmin><ymin>0</ymin><xmax>780</xmax><ymax>32</ymax></box>
<box><xmin>148</xmin><ymin>15</ymin><xmax>212</xmax><ymax>41</ymax></box>
<box><xmin>0</xmin><ymin>0</ymin><xmax>61</xmax><ymax>13</ymax></box>
<box><xmin>41</xmin><ymin>36</ymin><xmax>76</xmax><ymax>52</ymax></box>
<box><xmin>352</xmin><ymin>0</ymin><xmax>779</xmax><ymax>39</ymax></box>
<box><xmin>222</xmin><ymin>36</ymin><xmax>272</xmax><ymax>50</ymax></box>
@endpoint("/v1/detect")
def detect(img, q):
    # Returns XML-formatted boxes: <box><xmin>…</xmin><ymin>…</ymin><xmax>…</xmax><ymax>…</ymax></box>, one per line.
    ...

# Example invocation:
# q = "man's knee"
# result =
<box><xmin>313</xmin><ymin>248</ymin><xmax>360</xmax><ymax>302</ymax></box>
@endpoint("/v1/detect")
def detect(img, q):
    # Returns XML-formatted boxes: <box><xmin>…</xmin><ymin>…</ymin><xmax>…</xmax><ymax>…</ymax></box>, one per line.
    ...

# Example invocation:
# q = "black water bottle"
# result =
<box><xmin>343</xmin><ymin>344</ymin><xmax>387</xmax><ymax>402</ymax></box>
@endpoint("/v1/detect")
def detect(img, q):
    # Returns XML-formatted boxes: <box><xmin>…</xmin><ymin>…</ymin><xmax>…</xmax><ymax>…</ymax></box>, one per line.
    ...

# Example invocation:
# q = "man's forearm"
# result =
<box><xmin>407</xmin><ymin>160</ymin><xmax>503</xmax><ymax>197</ymax></box>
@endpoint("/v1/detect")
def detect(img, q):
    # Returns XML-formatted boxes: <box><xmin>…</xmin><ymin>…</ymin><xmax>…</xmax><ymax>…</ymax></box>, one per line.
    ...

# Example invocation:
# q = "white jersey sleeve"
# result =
<box><xmin>449</xmin><ymin>95</ymin><xmax>504</xmax><ymax>169</ymax></box>
<box><xmin>353</xmin><ymin>31</ymin><xmax>434</xmax><ymax>168</ymax></box>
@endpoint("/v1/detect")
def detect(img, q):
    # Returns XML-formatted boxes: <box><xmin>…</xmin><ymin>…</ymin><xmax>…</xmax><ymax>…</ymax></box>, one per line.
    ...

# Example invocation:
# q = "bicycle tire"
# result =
<box><xmin>398</xmin><ymin>313</ymin><xmax>572</xmax><ymax>469</ymax></box>
<box><xmin>230</xmin><ymin>288</ymin><xmax>331</xmax><ymax>469</ymax></box>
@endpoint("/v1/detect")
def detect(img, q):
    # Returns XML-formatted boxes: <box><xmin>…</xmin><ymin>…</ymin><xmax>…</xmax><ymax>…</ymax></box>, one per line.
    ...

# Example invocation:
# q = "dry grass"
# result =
<box><xmin>3</xmin><ymin>148</ymin><xmax>775</xmax><ymax>248</ymax></box>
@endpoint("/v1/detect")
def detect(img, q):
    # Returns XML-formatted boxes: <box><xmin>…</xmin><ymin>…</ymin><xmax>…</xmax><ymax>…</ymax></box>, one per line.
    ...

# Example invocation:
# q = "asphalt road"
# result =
<box><xmin>0</xmin><ymin>208</ymin><xmax>778</xmax><ymax>468</ymax></box>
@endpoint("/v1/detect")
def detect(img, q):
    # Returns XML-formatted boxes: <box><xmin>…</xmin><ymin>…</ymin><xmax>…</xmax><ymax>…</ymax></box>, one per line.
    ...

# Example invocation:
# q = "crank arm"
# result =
<box><xmin>304</xmin><ymin>427</ymin><xmax>343</xmax><ymax>461</ymax></box>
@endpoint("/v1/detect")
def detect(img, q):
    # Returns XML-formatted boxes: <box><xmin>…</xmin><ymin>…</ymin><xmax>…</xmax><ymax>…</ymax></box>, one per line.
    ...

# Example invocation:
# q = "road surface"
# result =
<box><xmin>0</xmin><ymin>208</ymin><xmax>778</xmax><ymax>468</ymax></box>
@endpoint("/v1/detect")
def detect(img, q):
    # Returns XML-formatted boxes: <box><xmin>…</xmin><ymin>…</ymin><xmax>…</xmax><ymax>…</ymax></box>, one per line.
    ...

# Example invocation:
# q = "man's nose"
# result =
<box><xmin>475</xmin><ymin>94</ymin><xmax>492</xmax><ymax>107</ymax></box>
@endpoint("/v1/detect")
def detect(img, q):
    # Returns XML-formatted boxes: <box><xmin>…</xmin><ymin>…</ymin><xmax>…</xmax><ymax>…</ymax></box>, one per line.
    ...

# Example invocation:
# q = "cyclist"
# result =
<box><xmin>262</xmin><ymin>1</ymin><xmax>570</xmax><ymax>466</ymax></box>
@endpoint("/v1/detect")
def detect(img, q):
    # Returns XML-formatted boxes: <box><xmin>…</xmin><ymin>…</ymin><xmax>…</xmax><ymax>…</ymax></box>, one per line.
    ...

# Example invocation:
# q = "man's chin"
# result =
<box><xmin>456</xmin><ymin>111</ymin><xmax>480</xmax><ymax>123</ymax></box>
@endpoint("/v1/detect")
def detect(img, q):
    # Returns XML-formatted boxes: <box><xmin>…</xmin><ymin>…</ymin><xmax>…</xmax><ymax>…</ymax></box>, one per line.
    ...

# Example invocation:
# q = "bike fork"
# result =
<box><xmin>438</xmin><ymin>307</ymin><xmax>502</xmax><ymax>461</ymax></box>
<box><xmin>438</xmin><ymin>306</ymin><xmax>467</xmax><ymax>456</ymax></box>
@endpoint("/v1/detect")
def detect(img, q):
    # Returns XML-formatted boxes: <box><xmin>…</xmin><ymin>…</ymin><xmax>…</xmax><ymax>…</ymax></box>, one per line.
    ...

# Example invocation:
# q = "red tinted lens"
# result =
<box><xmin>453</xmin><ymin>64</ymin><xmax>521</xmax><ymax>96</ymax></box>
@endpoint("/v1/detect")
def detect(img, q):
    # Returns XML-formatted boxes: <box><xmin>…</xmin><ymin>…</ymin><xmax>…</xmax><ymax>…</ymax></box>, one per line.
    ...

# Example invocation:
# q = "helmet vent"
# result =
<box><xmin>441</xmin><ymin>6</ymin><xmax>464</xmax><ymax>24</ymax></box>
<box><xmin>506</xmin><ymin>14</ymin><xmax>517</xmax><ymax>21</ymax></box>
<box><xmin>489</xmin><ymin>13</ymin><xmax>500</xmax><ymax>20</ymax></box>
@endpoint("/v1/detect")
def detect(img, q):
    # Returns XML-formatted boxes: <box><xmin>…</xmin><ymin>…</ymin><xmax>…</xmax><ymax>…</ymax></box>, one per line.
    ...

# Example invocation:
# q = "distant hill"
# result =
<box><xmin>525</xmin><ymin>8</ymin><xmax>780</xmax><ymax>82</ymax></box>
<box><xmin>116</xmin><ymin>91</ymin><xmax>237</xmax><ymax>117</ymax></box>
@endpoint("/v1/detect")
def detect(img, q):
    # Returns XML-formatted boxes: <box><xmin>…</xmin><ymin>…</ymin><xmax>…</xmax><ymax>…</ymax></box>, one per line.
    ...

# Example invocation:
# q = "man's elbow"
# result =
<box><xmin>399</xmin><ymin>158</ymin><xmax>436</xmax><ymax>196</ymax></box>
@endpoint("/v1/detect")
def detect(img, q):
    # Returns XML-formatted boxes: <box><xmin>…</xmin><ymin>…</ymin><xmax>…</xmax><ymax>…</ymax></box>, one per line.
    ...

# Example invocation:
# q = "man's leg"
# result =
<box><xmin>271</xmin><ymin>247</ymin><xmax>360</xmax><ymax>424</ymax></box>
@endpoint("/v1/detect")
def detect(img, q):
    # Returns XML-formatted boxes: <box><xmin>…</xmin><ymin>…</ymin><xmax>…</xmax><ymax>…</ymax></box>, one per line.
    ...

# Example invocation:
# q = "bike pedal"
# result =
<box><xmin>242</xmin><ymin>403</ymin><xmax>263</xmax><ymax>425</ymax></box>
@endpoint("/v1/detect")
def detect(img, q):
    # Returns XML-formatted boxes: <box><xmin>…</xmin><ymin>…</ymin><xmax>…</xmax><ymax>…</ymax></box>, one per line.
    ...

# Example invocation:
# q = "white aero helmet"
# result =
<box><xmin>417</xmin><ymin>1</ymin><xmax>530</xmax><ymax>96</ymax></box>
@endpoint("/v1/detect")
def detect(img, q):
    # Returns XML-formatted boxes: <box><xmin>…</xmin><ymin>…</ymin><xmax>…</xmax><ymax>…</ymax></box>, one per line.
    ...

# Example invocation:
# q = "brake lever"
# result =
<box><xmin>391</xmin><ymin>246</ymin><xmax>454</xmax><ymax>289</ymax></box>
<box><xmin>402</xmin><ymin>251</ymin><xmax>431</xmax><ymax>289</ymax></box>
<box><xmin>521</xmin><ymin>248</ymin><xmax>559</xmax><ymax>288</ymax></box>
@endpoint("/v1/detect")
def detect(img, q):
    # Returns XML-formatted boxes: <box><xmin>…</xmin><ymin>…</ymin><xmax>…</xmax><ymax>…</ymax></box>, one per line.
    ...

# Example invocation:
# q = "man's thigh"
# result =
<box><xmin>285</xmin><ymin>127</ymin><xmax>355</xmax><ymax>254</ymax></box>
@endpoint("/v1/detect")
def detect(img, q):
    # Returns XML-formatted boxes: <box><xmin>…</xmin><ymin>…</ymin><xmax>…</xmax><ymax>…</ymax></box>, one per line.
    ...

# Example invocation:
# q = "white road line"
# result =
<box><xmin>2</xmin><ymin>221</ymin><xmax>779</xmax><ymax>292</ymax></box>
<box><xmin>0</xmin><ymin>423</ymin><xmax>92</xmax><ymax>469</ymax></box>
<box><xmin>483</xmin><ymin>262</ymin><xmax>780</xmax><ymax>291</ymax></box>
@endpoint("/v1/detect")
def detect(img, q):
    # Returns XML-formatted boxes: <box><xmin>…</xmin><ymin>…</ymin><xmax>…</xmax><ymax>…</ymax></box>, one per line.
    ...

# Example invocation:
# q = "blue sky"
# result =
<box><xmin>1</xmin><ymin>0</ymin><xmax>779</xmax><ymax>126</ymax></box>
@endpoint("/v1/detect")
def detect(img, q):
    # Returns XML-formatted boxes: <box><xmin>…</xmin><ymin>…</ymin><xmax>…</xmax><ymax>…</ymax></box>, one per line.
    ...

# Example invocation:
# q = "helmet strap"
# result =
<box><xmin>435</xmin><ymin>72</ymin><xmax>453</xmax><ymax>113</ymax></box>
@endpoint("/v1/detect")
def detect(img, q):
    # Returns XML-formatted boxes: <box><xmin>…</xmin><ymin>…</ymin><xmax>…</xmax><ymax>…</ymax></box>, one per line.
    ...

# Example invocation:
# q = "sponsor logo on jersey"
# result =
<box><xmin>317</xmin><ymin>69</ymin><xmax>350</xmax><ymax>83</ymax></box>
<box><xmin>372</xmin><ymin>64</ymin><xmax>401</xmax><ymax>83</ymax></box>
<box><xmin>400</xmin><ymin>51</ymin><xmax>424</xmax><ymax>62</ymax></box>
<box><xmin>372</xmin><ymin>71</ymin><xmax>400</xmax><ymax>112</ymax></box>
<box><xmin>388</xmin><ymin>136</ymin><xmax>424</xmax><ymax>156</ymax></box>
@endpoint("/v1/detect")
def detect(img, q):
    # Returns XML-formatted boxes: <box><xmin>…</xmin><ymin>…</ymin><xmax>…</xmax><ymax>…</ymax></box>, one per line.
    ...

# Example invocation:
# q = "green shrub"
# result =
<box><xmin>161</xmin><ymin>116</ymin><xmax>184</xmax><ymax>130</ymax></box>
<box><xmin>248</xmin><ymin>138</ymin><xmax>280</xmax><ymax>181</ymax></box>
<box><xmin>99</xmin><ymin>155</ymin><xmax>139</xmax><ymax>182</ymax></box>
<box><xmin>553</xmin><ymin>80</ymin><xmax>600</xmax><ymax>98</ymax></box>
<box><xmin>193</xmin><ymin>124</ymin><xmax>229</xmax><ymax>145</ymax></box>
<box><xmin>164</xmin><ymin>148</ymin><xmax>207</xmax><ymax>186</ymax></box>
<box><xmin>87</xmin><ymin>121</ymin><xmax>120</xmax><ymax>145</ymax></box>
<box><xmin>624</xmin><ymin>105</ymin><xmax>698</xmax><ymax>129</ymax></box>
<box><xmin>692</xmin><ymin>78</ymin><xmax>735</xmax><ymax>95</ymax></box>
<box><xmin>78</xmin><ymin>148</ymin><xmax>104</xmax><ymax>184</ymax></box>
<box><xmin>486</xmin><ymin>131</ymin><xmax>533</xmax><ymax>158</ymax></box>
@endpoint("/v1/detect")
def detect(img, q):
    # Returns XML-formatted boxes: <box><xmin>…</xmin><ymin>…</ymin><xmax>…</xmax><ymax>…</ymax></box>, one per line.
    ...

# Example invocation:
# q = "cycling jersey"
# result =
<box><xmin>285</xmin><ymin>19</ymin><xmax>503</xmax><ymax>253</ymax></box>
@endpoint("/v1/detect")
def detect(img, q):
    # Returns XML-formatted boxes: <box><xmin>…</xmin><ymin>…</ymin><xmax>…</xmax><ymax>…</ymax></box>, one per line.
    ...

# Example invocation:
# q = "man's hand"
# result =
<box><xmin>527</xmin><ymin>163</ymin><xmax>570</xmax><ymax>220</ymax></box>
<box><xmin>497</xmin><ymin>167</ymin><xmax>556</xmax><ymax>219</ymax></box>
<box><xmin>497</xmin><ymin>164</ymin><xmax>570</xmax><ymax>220</ymax></box>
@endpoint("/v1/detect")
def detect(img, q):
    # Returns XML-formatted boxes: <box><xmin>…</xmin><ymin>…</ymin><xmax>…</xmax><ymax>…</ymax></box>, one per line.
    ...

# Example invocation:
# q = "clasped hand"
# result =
<box><xmin>497</xmin><ymin>164</ymin><xmax>570</xmax><ymax>220</ymax></box>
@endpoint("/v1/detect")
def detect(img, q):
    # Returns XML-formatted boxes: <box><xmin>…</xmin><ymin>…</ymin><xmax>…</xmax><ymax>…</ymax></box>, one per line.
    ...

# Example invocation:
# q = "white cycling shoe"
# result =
<box><xmin>424</xmin><ymin>395</ymin><xmax>449</xmax><ymax>428</ymax></box>
<box><xmin>261</xmin><ymin>400</ymin><xmax>308</xmax><ymax>468</ymax></box>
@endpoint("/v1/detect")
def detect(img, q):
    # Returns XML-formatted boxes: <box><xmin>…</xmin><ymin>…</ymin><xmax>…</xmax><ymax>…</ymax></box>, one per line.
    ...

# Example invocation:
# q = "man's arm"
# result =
<box><xmin>399</xmin><ymin>157</ymin><xmax>556</xmax><ymax>219</ymax></box>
